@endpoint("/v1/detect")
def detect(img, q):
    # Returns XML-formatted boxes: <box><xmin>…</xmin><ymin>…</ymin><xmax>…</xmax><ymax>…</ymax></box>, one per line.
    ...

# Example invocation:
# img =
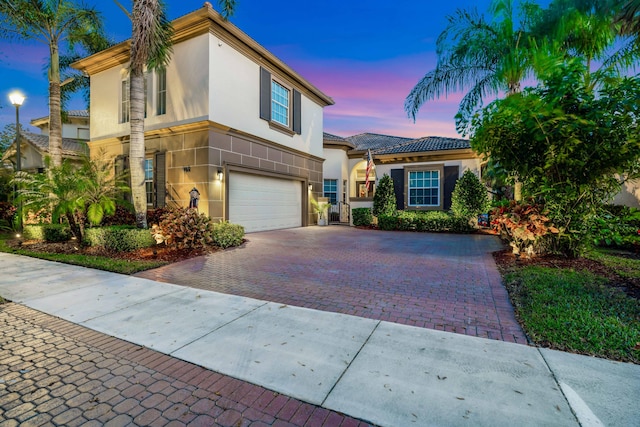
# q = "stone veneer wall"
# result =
<box><xmin>90</xmin><ymin>124</ymin><xmax>323</xmax><ymax>226</ymax></box>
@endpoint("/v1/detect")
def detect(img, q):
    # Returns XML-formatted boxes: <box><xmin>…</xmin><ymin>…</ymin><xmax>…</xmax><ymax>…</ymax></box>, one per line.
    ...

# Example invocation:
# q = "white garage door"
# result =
<box><xmin>229</xmin><ymin>172</ymin><xmax>302</xmax><ymax>233</ymax></box>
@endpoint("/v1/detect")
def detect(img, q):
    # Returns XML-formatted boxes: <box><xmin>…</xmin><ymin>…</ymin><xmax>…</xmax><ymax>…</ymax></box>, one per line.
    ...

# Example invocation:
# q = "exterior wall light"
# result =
<box><xmin>308</xmin><ymin>183</ymin><xmax>313</xmax><ymax>191</ymax></box>
<box><xmin>217</xmin><ymin>168</ymin><xmax>223</xmax><ymax>181</ymax></box>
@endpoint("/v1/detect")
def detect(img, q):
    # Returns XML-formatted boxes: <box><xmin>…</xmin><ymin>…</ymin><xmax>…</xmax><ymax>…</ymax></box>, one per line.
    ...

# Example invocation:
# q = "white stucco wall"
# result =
<box><xmin>208</xmin><ymin>34</ymin><xmax>324</xmax><ymax>158</ymax></box>
<box><xmin>90</xmin><ymin>34</ymin><xmax>210</xmax><ymax>140</ymax></box>
<box><xmin>322</xmin><ymin>148</ymin><xmax>349</xmax><ymax>182</ymax></box>
<box><xmin>612</xmin><ymin>179</ymin><xmax>640</xmax><ymax>208</ymax></box>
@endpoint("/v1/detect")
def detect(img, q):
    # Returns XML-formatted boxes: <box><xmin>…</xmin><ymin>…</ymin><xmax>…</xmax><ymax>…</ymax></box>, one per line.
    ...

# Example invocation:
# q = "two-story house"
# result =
<box><xmin>72</xmin><ymin>4</ymin><xmax>333</xmax><ymax>233</ymax></box>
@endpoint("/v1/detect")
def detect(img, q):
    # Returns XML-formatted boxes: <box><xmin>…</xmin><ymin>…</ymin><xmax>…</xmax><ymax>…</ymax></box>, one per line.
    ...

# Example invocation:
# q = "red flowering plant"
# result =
<box><xmin>491</xmin><ymin>200</ymin><xmax>559</xmax><ymax>257</ymax></box>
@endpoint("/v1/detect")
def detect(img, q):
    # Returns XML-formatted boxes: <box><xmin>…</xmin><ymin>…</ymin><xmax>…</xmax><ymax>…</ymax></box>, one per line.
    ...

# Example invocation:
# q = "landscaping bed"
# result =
<box><xmin>494</xmin><ymin>249</ymin><xmax>640</xmax><ymax>364</ymax></box>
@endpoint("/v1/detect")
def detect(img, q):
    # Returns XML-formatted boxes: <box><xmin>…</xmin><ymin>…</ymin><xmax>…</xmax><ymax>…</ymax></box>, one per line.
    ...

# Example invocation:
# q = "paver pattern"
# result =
<box><xmin>0</xmin><ymin>303</ymin><xmax>372</xmax><ymax>427</ymax></box>
<box><xmin>137</xmin><ymin>227</ymin><xmax>526</xmax><ymax>343</ymax></box>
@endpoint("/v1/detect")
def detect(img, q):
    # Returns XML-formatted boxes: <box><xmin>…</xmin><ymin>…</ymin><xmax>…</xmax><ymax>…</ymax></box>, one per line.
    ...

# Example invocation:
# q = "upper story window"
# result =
<box><xmin>259</xmin><ymin>67</ymin><xmax>301</xmax><ymax>135</ymax></box>
<box><xmin>156</xmin><ymin>68</ymin><xmax>166</xmax><ymax>116</ymax></box>
<box><xmin>144</xmin><ymin>158</ymin><xmax>154</xmax><ymax>205</ymax></box>
<box><xmin>271</xmin><ymin>81</ymin><xmax>289</xmax><ymax>127</ymax></box>
<box><xmin>121</xmin><ymin>79</ymin><xmax>130</xmax><ymax>123</ymax></box>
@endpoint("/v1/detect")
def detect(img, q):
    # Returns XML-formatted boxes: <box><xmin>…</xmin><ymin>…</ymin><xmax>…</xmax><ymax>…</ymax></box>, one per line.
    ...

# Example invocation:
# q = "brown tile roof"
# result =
<box><xmin>373</xmin><ymin>136</ymin><xmax>471</xmax><ymax>155</ymax></box>
<box><xmin>22</xmin><ymin>131</ymin><xmax>88</xmax><ymax>157</ymax></box>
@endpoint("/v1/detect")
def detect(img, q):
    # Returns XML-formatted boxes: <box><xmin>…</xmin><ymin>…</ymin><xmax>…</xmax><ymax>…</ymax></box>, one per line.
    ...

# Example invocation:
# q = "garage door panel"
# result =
<box><xmin>229</xmin><ymin>173</ymin><xmax>302</xmax><ymax>233</ymax></box>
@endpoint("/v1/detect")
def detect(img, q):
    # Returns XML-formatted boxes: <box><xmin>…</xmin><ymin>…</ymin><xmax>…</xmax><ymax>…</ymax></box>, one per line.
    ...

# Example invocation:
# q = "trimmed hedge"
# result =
<box><xmin>352</xmin><ymin>208</ymin><xmax>373</xmax><ymax>226</ymax></box>
<box><xmin>211</xmin><ymin>221</ymin><xmax>245</xmax><ymax>249</ymax></box>
<box><xmin>84</xmin><ymin>225</ymin><xmax>156</xmax><ymax>252</ymax></box>
<box><xmin>378</xmin><ymin>211</ymin><xmax>475</xmax><ymax>233</ymax></box>
<box><xmin>23</xmin><ymin>224</ymin><xmax>71</xmax><ymax>242</ymax></box>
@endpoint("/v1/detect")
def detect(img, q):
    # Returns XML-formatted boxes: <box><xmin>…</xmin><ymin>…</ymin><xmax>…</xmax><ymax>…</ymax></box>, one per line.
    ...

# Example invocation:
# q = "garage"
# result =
<box><xmin>229</xmin><ymin>172</ymin><xmax>303</xmax><ymax>233</ymax></box>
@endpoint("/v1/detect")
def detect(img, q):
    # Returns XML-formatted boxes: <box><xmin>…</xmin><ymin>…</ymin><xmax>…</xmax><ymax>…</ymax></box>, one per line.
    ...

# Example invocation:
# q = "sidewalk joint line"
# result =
<box><xmin>536</xmin><ymin>348</ymin><xmax>583</xmax><ymax>426</ymax></box>
<box><xmin>169</xmin><ymin>301</ymin><xmax>269</xmax><ymax>355</ymax></box>
<box><xmin>320</xmin><ymin>319</ymin><xmax>381</xmax><ymax>407</ymax></box>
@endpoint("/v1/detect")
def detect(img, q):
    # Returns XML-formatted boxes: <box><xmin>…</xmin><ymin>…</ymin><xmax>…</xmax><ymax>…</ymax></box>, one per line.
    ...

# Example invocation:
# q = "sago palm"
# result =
<box><xmin>0</xmin><ymin>0</ymin><xmax>105</xmax><ymax>167</ymax></box>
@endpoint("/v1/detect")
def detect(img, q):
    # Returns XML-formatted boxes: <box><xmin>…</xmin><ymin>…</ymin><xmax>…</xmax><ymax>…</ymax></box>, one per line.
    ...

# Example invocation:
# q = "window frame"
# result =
<box><xmin>323</xmin><ymin>179</ymin><xmax>338</xmax><ymax>205</ymax></box>
<box><xmin>404</xmin><ymin>164</ymin><xmax>444</xmax><ymax>210</ymax></box>
<box><xmin>271</xmin><ymin>79</ymin><xmax>290</xmax><ymax>127</ymax></box>
<box><xmin>156</xmin><ymin>68</ymin><xmax>167</xmax><ymax>116</ymax></box>
<box><xmin>260</xmin><ymin>67</ymin><xmax>301</xmax><ymax>136</ymax></box>
<box><xmin>144</xmin><ymin>157</ymin><xmax>154</xmax><ymax>206</ymax></box>
<box><xmin>121</xmin><ymin>78</ymin><xmax>130</xmax><ymax>123</ymax></box>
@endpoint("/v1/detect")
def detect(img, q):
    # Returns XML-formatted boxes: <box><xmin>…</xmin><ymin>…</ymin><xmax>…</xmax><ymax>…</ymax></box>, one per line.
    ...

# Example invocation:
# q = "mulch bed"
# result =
<box><xmin>493</xmin><ymin>249</ymin><xmax>640</xmax><ymax>300</ymax></box>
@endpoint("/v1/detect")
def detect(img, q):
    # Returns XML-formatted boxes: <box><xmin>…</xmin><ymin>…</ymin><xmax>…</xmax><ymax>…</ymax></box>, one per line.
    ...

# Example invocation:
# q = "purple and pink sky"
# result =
<box><xmin>0</xmin><ymin>0</ymin><xmax>499</xmax><ymax>139</ymax></box>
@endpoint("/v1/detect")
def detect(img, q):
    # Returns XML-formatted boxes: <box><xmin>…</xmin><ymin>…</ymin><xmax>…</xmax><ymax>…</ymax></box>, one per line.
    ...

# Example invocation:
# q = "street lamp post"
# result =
<box><xmin>9</xmin><ymin>92</ymin><xmax>25</xmax><ymax>172</ymax></box>
<box><xmin>9</xmin><ymin>91</ymin><xmax>25</xmax><ymax>233</ymax></box>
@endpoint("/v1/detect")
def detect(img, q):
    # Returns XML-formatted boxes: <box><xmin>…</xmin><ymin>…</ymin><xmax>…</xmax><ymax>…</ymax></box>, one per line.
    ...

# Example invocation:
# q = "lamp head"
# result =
<box><xmin>9</xmin><ymin>92</ymin><xmax>25</xmax><ymax>107</ymax></box>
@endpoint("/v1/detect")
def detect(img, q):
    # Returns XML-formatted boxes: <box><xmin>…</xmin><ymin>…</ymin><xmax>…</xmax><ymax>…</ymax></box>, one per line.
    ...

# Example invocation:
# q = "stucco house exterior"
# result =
<box><xmin>72</xmin><ymin>4</ymin><xmax>333</xmax><ymax>233</ymax></box>
<box><xmin>1</xmin><ymin>110</ymin><xmax>89</xmax><ymax>172</ymax></box>
<box><xmin>322</xmin><ymin>132</ymin><xmax>483</xmax><ymax>223</ymax></box>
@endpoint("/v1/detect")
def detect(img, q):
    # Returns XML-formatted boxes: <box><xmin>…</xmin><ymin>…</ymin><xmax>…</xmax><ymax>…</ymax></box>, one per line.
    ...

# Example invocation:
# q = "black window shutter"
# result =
<box><xmin>115</xmin><ymin>155</ymin><xmax>131</xmax><ymax>203</ymax></box>
<box><xmin>154</xmin><ymin>152</ymin><xmax>166</xmax><ymax>208</ymax></box>
<box><xmin>443</xmin><ymin>166</ymin><xmax>460</xmax><ymax>210</ymax></box>
<box><xmin>390</xmin><ymin>169</ymin><xmax>405</xmax><ymax>210</ymax></box>
<box><xmin>259</xmin><ymin>67</ymin><xmax>271</xmax><ymax>121</ymax></box>
<box><xmin>293</xmin><ymin>89</ymin><xmax>301</xmax><ymax>134</ymax></box>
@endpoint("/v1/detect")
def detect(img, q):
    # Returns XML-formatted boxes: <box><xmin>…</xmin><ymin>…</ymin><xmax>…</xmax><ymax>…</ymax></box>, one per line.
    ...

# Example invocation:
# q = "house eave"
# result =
<box><xmin>373</xmin><ymin>148</ymin><xmax>479</xmax><ymax>164</ymax></box>
<box><xmin>71</xmin><ymin>5</ymin><xmax>334</xmax><ymax>107</ymax></box>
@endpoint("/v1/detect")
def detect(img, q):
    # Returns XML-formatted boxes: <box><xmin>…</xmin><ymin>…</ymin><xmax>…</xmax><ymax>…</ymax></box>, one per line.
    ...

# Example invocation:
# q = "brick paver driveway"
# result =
<box><xmin>137</xmin><ymin>227</ymin><xmax>526</xmax><ymax>344</ymax></box>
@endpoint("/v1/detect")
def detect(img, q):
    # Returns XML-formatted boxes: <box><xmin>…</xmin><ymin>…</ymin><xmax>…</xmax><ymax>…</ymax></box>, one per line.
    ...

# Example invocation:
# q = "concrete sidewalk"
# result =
<box><xmin>0</xmin><ymin>253</ymin><xmax>638</xmax><ymax>426</ymax></box>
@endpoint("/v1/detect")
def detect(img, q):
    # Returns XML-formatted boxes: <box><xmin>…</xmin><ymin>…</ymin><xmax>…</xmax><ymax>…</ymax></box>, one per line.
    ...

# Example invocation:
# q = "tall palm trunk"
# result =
<box><xmin>48</xmin><ymin>42</ymin><xmax>63</xmax><ymax>167</ymax></box>
<box><xmin>129</xmin><ymin>66</ymin><xmax>147</xmax><ymax>228</ymax></box>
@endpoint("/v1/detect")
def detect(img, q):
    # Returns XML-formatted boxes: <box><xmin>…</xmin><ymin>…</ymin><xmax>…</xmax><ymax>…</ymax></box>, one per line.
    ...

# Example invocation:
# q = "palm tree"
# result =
<box><xmin>124</xmin><ymin>0</ymin><xmax>237</xmax><ymax>228</ymax></box>
<box><xmin>405</xmin><ymin>0</ymin><xmax>541</xmax><ymax>134</ymax></box>
<box><xmin>533</xmin><ymin>0</ymin><xmax>638</xmax><ymax>88</ymax></box>
<box><xmin>617</xmin><ymin>0</ymin><xmax>640</xmax><ymax>36</ymax></box>
<box><xmin>0</xmin><ymin>0</ymin><xmax>105</xmax><ymax>167</ymax></box>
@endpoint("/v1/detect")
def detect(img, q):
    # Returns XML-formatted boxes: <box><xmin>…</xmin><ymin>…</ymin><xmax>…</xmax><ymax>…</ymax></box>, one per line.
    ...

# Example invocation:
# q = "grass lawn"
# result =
<box><xmin>499</xmin><ymin>249</ymin><xmax>640</xmax><ymax>364</ymax></box>
<box><xmin>0</xmin><ymin>233</ymin><xmax>168</xmax><ymax>274</ymax></box>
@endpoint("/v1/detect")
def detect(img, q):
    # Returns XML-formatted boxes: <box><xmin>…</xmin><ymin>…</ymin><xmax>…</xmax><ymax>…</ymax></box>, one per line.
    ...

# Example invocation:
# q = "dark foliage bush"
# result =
<box><xmin>151</xmin><ymin>207</ymin><xmax>214</xmax><ymax>250</ymax></box>
<box><xmin>84</xmin><ymin>225</ymin><xmax>155</xmax><ymax>252</ymax></box>
<box><xmin>211</xmin><ymin>221</ymin><xmax>245</xmax><ymax>248</ymax></box>
<box><xmin>147</xmin><ymin>207</ymin><xmax>170</xmax><ymax>226</ymax></box>
<box><xmin>372</xmin><ymin>174</ymin><xmax>397</xmax><ymax>217</ymax></box>
<box><xmin>378</xmin><ymin>211</ymin><xmax>474</xmax><ymax>233</ymax></box>
<box><xmin>352</xmin><ymin>208</ymin><xmax>373</xmax><ymax>226</ymax></box>
<box><xmin>100</xmin><ymin>205</ymin><xmax>136</xmax><ymax>226</ymax></box>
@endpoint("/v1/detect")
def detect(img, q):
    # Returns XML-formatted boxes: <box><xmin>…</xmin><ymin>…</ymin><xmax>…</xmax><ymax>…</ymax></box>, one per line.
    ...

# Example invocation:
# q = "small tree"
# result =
<box><xmin>451</xmin><ymin>169</ymin><xmax>489</xmax><ymax>221</ymax></box>
<box><xmin>471</xmin><ymin>60</ymin><xmax>640</xmax><ymax>256</ymax></box>
<box><xmin>13</xmin><ymin>155</ymin><xmax>129</xmax><ymax>241</ymax></box>
<box><xmin>373</xmin><ymin>174</ymin><xmax>396</xmax><ymax>217</ymax></box>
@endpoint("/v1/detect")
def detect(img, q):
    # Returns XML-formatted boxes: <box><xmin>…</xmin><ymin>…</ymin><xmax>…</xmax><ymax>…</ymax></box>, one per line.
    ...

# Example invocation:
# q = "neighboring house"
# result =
<box><xmin>30</xmin><ymin>110</ymin><xmax>90</xmax><ymax>140</ymax></box>
<box><xmin>322</xmin><ymin>132</ymin><xmax>483</xmax><ymax>222</ymax></box>
<box><xmin>72</xmin><ymin>4</ymin><xmax>333</xmax><ymax>233</ymax></box>
<box><xmin>1</xmin><ymin>110</ymin><xmax>89</xmax><ymax>172</ymax></box>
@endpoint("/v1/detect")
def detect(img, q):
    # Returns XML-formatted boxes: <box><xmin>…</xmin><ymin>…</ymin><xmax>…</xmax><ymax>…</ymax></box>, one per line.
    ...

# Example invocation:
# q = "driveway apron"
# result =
<box><xmin>136</xmin><ymin>227</ymin><xmax>526</xmax><ymax>343</ymax></box>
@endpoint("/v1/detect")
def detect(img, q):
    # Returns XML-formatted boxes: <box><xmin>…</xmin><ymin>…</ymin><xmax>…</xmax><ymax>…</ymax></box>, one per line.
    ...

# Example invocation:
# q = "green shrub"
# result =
<box><xmin>22</xmin><ymin>225</ymin><xmax>45</xmax><ymax>240</ymax></box>
<box><xmin>22</xmin><ymin>224</ymin><xmax>72</xmax><ymax>242</ymax></box>
<box><xmin>372</xmin><ymin>174</ymin><xmax>397</xmax><ymax>217</ymax></box>
<box><xmin>451</xmin><ymin>169</ymin><xmax>490</xmax><ymax>220</ymax></box>
<box><xmin>211</xmin><ymin>221</ymin><xmax>245</xmax><ymax>248</ymax></box>
<box><xmin>84</xmin><ymin>226</ymin><xmax>155</xmax><ymax>252</ymax></box>
<box><xmin>43</xmin><ymin>224</ymin><xmax>72</xmax><ymax>242</ymax></box>
<box><xmin>378</xmin><ymin>210</ymin><xmax>475</xmax><ymax>233</ymax></box>
<box><xmin>151</xmin><ymin>207</ymin><xmax>214</xmax><ymax>249</ymax></box>
<box><xmin>352</xmin><ymin>208</ymin><xmax>373</xmax><ymax>226</ymax></box>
